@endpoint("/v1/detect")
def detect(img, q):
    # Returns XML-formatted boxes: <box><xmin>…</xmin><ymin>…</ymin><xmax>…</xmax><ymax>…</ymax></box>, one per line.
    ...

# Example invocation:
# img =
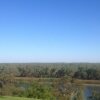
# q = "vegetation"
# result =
<box><xmin>0</xmin><ymin>63</ymin><xmax>100</xmax><ymax>79</ymax></box>
<box><xmin>0</xmin><ymin>96</ymin><xmax>39</xmax><ymax>100</ymax></box>
<box><xmin>74</xmin><ymin>67</ymin><xmax>100</xmax><ymax>80</ymax></box>
<box><xmin>0</xmin><ymin>63</ymin><xmax>99</xmax><ymax>100</ymax></box>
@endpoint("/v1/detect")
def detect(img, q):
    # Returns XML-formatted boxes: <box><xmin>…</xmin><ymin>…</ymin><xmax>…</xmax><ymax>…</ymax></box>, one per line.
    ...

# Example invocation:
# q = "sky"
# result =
<box><xmin>0</xmin><ymin>0</ymin><xmax>100</xmax><ymax>63</ymax></box>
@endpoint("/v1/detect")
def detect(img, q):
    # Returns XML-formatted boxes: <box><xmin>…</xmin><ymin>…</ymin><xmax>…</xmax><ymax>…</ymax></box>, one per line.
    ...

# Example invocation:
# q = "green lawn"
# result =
<box><xmin>0</xmin><ymin>96</ymin><xmax>40</xmax><ymax>100</ymax></box>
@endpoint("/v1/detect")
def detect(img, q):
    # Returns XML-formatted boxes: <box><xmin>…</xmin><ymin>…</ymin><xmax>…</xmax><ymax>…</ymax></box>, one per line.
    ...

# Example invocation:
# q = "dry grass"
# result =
<box><xmin>75</xmin><ymin>79</ymin><xmax>100</xmax><ymax>84</ymax></box>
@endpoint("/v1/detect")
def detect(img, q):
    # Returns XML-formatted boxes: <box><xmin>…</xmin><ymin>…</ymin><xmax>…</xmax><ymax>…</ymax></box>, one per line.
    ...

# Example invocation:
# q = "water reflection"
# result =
<box><xmin>84</xmin><ymin>85</ymin><xmax>100</xmax><ymax>100</ymax></box>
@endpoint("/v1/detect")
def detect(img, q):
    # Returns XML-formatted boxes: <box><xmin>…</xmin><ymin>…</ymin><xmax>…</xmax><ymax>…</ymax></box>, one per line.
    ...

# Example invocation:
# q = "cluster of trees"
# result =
<box><xmin>16</xmin><ymin>64</ymin><xmax>100</xmax><ymax>80</ymax></box>
<box><xmin>0</xmin><ymin>63</ymin><xmax>100</xmax><ymax>80</ymax></box>
<box><xmin>17</xmin><ymin>66</ymin><xmax>73</xmax><ymax>78</ymax></box>
<box><xmin>74</xmin><ymin>67</ymin><xmax>100</xmax><ymax>80</ymax></box>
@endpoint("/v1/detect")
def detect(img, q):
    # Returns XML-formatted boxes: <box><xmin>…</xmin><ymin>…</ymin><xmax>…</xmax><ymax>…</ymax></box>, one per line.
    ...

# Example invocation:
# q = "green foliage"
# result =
<box><xmin>53</xmin><ymin>77</ymin><xmax>82</xmax><ymax>100</ymax></box>
<box><xmin>0</xmin><ymin>63</ymin><xmax>100</xmax><ymax>100</ymax></box>
<box><xmin>25</xmin><ymin>82</ymin><xmax>55</xmax><ymax>100</ymax></box>
<box><xmin>74</xmin><ymin>67</ymin><xmax>100</xmax><ymax>80</ymax></box>
<box><xmin>0</xmin><ymin>96</ymin><xmax>39</xmax><ymax>100</ymax></box>
<box><xmin>0</xmin><ymin>63</ymin><xmax>100</xmax><ymax>79</ymax></box>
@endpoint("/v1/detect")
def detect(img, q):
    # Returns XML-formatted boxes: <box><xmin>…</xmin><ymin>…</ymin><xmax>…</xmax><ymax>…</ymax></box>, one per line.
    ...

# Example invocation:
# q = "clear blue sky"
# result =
<box><xmin>0</xmin><ymin>0</ymin><xmax>100</xmax><ymax>63</ymax></box>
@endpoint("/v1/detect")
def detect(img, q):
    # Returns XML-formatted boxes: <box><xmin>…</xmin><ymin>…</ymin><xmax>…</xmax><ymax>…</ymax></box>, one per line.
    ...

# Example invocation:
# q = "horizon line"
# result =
<box><xmin>0</xmin><ymin>62</ymin><xmax>100</xmax><ymax>64</ymax></box>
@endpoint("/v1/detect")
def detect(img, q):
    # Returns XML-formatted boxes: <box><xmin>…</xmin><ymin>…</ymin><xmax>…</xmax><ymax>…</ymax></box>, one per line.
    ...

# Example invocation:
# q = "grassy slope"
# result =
<box><xmin>0</xmin><ymin>96</ymin><xmax>39</xmax><ymax>100</ymax></box>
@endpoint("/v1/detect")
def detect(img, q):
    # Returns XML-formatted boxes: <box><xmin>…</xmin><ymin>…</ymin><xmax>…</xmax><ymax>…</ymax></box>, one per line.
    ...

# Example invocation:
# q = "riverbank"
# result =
<box><xmin>74</xmin><ymin>79</ymin><xmax>100</xmax><ymax>85</ymax></box>
<box><xmin>15</xmin><ymin>77</ymin><xmax>100</xmax><ymax>84</ymax></box>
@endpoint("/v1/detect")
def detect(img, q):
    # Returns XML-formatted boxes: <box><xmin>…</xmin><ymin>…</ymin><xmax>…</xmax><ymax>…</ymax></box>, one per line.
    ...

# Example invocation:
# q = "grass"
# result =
<box><xmin>0</xmin><ymin>96</ymin><xmax>40</xmax><ymax>100</ymax></box>
<box><xmin>75</xmin><ymin>79</ymin><xmax>100</xmax><ymax>84</ymax></box>
<box><xmin>15</xmin><ymin>77</ymin><xmax>100</xmax><ymax>84</ymax></box>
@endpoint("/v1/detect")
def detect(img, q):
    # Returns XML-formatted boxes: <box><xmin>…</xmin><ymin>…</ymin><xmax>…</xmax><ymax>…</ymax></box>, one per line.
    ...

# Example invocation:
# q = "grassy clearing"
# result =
<box><xmin>0</xmin><ymin>96</ymin><xmax>39</xmax><ymax>100</ymax></box>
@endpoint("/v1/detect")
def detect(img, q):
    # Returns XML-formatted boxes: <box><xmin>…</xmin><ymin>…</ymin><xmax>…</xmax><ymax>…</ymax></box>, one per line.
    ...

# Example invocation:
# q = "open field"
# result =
<box><xmin>0</xmin><ymin>96</ymin><xmax>39</xmax><ymax>100</ymax></box>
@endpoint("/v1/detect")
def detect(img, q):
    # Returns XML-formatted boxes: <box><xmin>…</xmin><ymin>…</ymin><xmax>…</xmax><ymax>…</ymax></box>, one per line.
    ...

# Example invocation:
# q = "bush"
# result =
<box><xmin>25</xmin><ymin>82</ymin><xmax>55</xmax><ymax>100</ymax></box>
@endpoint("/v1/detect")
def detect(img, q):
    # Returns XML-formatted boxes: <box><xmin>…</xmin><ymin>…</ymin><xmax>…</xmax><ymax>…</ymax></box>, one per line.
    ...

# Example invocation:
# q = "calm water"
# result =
<box><xmin>84</xmin><ymin>85</ymin><xmax>100</xmax><ymax>100</ymax></box>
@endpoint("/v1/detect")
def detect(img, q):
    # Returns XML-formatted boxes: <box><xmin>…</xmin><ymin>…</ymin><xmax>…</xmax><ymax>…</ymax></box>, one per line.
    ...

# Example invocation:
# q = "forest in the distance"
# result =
<box><xmin>0</xmin><ymin>63</ymin><xmax>100</xmax><ymax>79</ymax></box>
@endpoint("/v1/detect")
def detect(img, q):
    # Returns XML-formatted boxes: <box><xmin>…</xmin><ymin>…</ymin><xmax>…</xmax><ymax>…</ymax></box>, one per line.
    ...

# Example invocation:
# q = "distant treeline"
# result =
<box><xmin>0</xmin><ymin>63</ymin><xmax>100</xmax><ymax>80</ymax></box>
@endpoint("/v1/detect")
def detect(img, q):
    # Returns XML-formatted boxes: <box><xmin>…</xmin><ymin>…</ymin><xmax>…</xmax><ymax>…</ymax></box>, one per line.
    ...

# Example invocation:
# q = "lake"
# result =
<box><xmin>84</xmin><ymin>84</ymin><xmax>100</xmax><ymax>100</ymax></box>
